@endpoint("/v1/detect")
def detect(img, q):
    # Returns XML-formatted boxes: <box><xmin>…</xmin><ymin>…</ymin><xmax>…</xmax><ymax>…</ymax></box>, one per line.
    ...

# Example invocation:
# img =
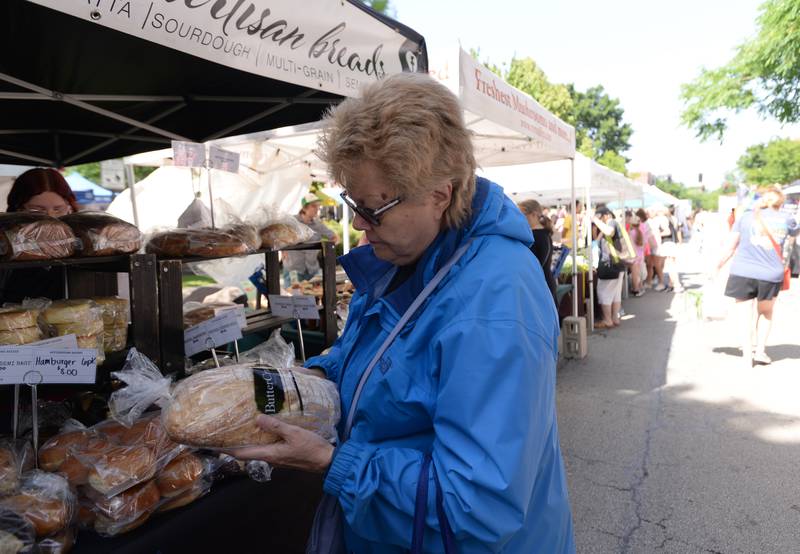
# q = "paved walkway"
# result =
<box><xmin>557</xmin><ymin>247</ymin><xmax>800</xmax><ymax>553</ymax></box>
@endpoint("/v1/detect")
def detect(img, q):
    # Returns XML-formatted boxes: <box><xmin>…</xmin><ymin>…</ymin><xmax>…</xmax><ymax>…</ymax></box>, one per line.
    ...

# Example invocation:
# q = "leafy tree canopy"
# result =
<box><xmin>737</xmin><ymin>137</ymin><xmax>800</xmax><ymax>184</ymax></box>
<box><xmin>681</xmin><ymin>0</ymin><xmax>800</xmax><ymax>141</ymax></box>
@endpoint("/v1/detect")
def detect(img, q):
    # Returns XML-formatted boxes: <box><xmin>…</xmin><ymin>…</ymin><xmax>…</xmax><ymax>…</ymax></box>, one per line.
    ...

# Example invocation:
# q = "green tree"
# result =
<box><xmin>569</xmin><ymin>85</ymin><xmax>633</xmax><ymax>164</ymax></box>
<box><xmin>681</xmin><ymin>0</ymin><xmax>800</xmax><ymax>141</ymax></box>
<box><xmin>67</xmin><ymin>162</ymin><xmax>155</xmax><ymax>186</ymax></box>
<box><xmin>362</xmin><ymin>0</ymin><xmax>392</xmax><ymax>15</ymax></box>
<box><xmin>737</xmin><ymin>137</ymin><xmax>800</xmax><ymax>184</ymax></box>
<box><xmin>504</xmin><ymin>58</ymin><xmax>575</xmax><ymax>125</ymax></box>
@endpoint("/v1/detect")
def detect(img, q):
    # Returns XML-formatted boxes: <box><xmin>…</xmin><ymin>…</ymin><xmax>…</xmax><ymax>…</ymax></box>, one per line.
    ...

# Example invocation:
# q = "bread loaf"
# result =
<box><xmin>38</xmin><ymin>431</ymin><xmax>90</xmax><ymax>472</ymax></box>
<box><xmin>161</xmin><ymin>365</ymin><xmax>340</xmax><ymax>448</ymax></box>
<box><xmin>53</xmin><ymin>319</ymin><xmax>104</xmax><ymax>338</ymax></box>
<box><xmin>146</xmin><ymin>229</ymin><xmax>250</xmax><ymax>258</ymax></box>
<box><xmin>42</xmin><ymin>300</ymin><xmax>95</xmax><ymax>326</ymax></box>
<box><xmin>60</xmin><ymin>212</ymin><xmax>142</xmax><ymax>256</ymax></box>
<box><xmin>0</xmin><ymin>308</ymin><xmax>38</xmax><ymax>331</ymax></box>
<box><xmin>0</xmin><ymin>472</ymin><xmax>74</xmax><ymax>538</ymax></box>
<box><xmin>228</xmin><ymin>224</ymin><xmax>261</xmax><ymax>251</ymax></box>
<box><xmin>85</xmin><ymin>445</ymin><xmax>157</xmax><ymax>496</ymax></box>
<box><xmin>92</xmin><ymin>297</ymin><xmax>129</xmax><ymax>327</ymax></box>
<box><xmin>259</xmin><ymin>223</ymin><xmax>300</xmax><ymax>249</ymax></box>
<box><xmin>0</xmin><ymin>326</ymin><xmax>42</xmax><ymax>345</ymax></box>
<box><xmin>156</xmin><ymin>482</ymin><xmax>207</xmax><ymax>513</ymax></box>
<box><xmin>90</xmin><ymin>481</ymin><xmax>160</xmax><ymax>537</ymax></box>
<box><xmin>0</xmin><ymin>213</ymin><xmax>77</xmax><ymax>261</ymax></box>
<box><xmin>103</xmin><ymin>326</ymin><xmax>128</xmax><ymax>353</ymax></box>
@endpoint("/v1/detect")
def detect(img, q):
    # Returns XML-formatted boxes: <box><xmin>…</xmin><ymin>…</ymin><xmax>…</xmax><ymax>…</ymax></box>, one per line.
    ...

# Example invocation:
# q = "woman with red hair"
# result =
<box><xmin>6</xmin><ymin>168</ymin><xmax>78</xmax><ymax>215</ymax></box>
<box><xmin>0</xmin><ymin>168</ymin><xmax>78</xmax><ymax>303</ymax></box>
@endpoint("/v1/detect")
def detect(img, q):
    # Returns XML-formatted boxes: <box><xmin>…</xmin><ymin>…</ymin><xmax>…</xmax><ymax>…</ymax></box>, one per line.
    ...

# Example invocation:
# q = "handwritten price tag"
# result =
<box><xmin>208</xmin><ymin>145</ymin><xmax>240</xmax><ymax>173</ymax></box>
<box><xmin>32</xmin><ymin>350</ymin><xmax>97</xmax><ymax>384</ymax></box>
<box><xmin>268</xmin><ymin>295</ymin><xmax>320</xmax><ymax>320</ymax></box>
<box><xmin>172</xmin><ymin>141</ymin><xmax>206</xmax><ymax>168</ymax></box>
<box><xmin>184</xmin><ymin>310</ymin><xmax>243</xmax><ymax>357</ymax></box>
<box><xmin>0</xmin><ymin>345</ymin><xmax>96</xmax><ymax>385</ymax></box>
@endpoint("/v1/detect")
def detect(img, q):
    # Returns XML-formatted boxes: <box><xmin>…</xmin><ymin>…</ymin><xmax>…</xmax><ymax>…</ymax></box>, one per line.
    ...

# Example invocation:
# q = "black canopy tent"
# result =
<box><xmin>0</xmin><ymin>0</ymin><xmax>428</xmax><ymax>167</ymax></box>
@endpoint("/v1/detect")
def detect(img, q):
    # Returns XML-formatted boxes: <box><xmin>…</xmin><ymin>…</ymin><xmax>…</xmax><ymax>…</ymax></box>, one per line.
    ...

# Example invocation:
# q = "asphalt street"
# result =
<box><xmin>557</xmin><ymin>246</ymin><xmax>800</xmax><ymax>553</ymax></box>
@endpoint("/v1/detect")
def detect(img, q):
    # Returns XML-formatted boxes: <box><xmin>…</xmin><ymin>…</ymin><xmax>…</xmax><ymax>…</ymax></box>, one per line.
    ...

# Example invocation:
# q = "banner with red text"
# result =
<box><xmin>431</xmin><ymin>48</ymin><xmax>575</xmax><ymax>165</ymax></box>
<box><xmin>25</xmin><ymin>0</ymin><xmax>423</xmax><ymax>97</ymax></box>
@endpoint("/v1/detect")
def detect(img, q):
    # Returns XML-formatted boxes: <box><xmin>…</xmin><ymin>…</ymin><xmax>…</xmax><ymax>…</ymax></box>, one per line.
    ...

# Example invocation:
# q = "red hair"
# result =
<box><xmin>7</xmin><ymin>168</ymin><xmax>79</xmax><ymax>213</ymax></box>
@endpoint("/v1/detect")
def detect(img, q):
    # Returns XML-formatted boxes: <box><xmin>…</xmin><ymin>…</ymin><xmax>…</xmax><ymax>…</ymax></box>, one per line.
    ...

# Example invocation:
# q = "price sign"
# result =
<box><xmin>32</xmin><ymin>350</ymin><xmax>97</xmax><ymax>384</ymax></box>
<box><xmin>172</xmin><ymin>141</ymin><xmax>206</xmax><ymax>168</ymax></box>
<box><xmin>0</xmin><ymin>345</ymin><xmax>96</xmax><ymax>385</ymax></box>
<box><xmin>209</xmin><ymin>146</ymin><xmax>240</xmax><ymax>173</ymax></box>
<box><xmin>213</xmin><ymin>305</ymin><xmax>247</xmax><ymax>329</ymax></box>
<box><xmin>184</xmin><ymin>310</ymin><xmax>243</xmax><ymax>357</ymax></box>
<box><xmin>268</xmin><ymin>295</ymin><xmax>320</xmax><ymax>320</ymax></box>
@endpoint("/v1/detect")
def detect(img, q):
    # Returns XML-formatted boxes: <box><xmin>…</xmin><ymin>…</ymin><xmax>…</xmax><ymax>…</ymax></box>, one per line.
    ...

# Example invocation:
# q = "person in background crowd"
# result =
<box><xmin>716</xmin><ymin>186</ymin><xmax>799</xmax><ymax>367</ymax></box>
<box><xmin>592</xmin><ymin>207</ymin><xmax>625</xmax><ymax>328</ymax></box>
<box><xmin>640</xmin><ymin>208</ymin><xmax>662</xmax><ymax>290</ymax></box>
<box><xmin>561</xmin><ymin>200</ymin><xmax>583</xmax><ymax>246</ymax></box>
<box><xmin>0</xmin><ymin>168</ymin><xmax>79</xmax><ymax>303</ymax></box>
<box><xmin>628</xmin><ymin>213</ymin><xmax>647</xmax><ymax>296</ymax></box>
<box><xmin>518</xmin><ymin>199</ymin><xmax>558</xmax><ymax>306</ymax></box>
<box><xmin>282</xmin><ymin>193</ymin><xmax>339</xmax><ymax>287</ymax></box>
<box><xmin>650</xmin><ymin>206</ymin><xmax>683</xmax><ymax>292</ymax></box>
<box><xmin>228</xmin><ymin>73</ymin><xmax>574</xmax><ymax>553</ymax></box>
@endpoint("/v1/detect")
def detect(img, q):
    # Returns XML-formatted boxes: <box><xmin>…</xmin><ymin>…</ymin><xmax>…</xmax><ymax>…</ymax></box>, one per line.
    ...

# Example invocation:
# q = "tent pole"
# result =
<box><xmin>571</xmin><ymin>158</ymin><xmax>578</xmax><ymax>319</ymax></box>
<box><xmin>586</xmin><ymin>181</ymin><xmax>595</xmax><ymax>332</ymax></box>
<box><xmin>125</xmin><ymin>164</ymin><xmax>140</xmax><ymax>229</ymax></box>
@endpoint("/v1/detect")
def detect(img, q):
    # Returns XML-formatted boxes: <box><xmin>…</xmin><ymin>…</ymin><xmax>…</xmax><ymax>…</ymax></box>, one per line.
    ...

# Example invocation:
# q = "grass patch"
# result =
<box><xmin>182</xmin><ymin>275</ymin><xmax>217</xmax><ymax>287</ymax></box>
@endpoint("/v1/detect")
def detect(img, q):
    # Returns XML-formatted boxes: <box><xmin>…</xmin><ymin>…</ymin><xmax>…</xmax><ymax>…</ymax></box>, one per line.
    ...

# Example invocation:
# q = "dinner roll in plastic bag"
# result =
<box><xmin>0</xmin><ymin>471</ymin><xmax>75</xmax><ymax>538</ymax></box>
<box><xmin>109</xmin><ymin>348</ymin><xmax>340</xmax><ymax>448</ymax></box>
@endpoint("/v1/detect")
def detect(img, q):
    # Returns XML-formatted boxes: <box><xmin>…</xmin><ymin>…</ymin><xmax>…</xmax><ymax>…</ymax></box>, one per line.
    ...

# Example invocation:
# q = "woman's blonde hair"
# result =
<box><xmin>517</xmin><ymin>199</ymin><xmax>542</xmax><ymax>216</ymax></box>
<box><xmin>318</xmin><ymin>73</ymin><xmax>476</xmax><ymax>228</ymax></box>
<box><xmin>757</xmin><ymin>185</ymin><xmax>784</xmax><ymax>209</ymax></box>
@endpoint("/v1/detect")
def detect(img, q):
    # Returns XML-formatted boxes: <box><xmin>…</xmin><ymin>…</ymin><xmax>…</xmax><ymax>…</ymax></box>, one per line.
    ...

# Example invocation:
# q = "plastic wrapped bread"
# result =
<box><xmin>42</xmin><ymin>299</ymin><xmax>105</xmax><ymax>365</ymax></box>
<box><xmin>0</xmin><ymin>213</ymin><xmax>77</xmax><ymax>261</ymax></box>
<box><xmin>84</xmin><ymin>480</ymin><xmax>160</xmax><ymax>537</ymax></box>
<box><xmin>92</xmin><ymin>297</ymin><xmax>129</xmax><ymax>353</ymax></box>
<box><xmin>258</xmin><ymin>216</ymin><xmax>314</xmax><ymax>250</ymax></box>
<box><xmin>110</xmin><ymin>349</ymin><xmax>340</xmax><ymax>448</ymax></box>
<box><xmin>0</xmin><ymin>471</ymin><xmax>75</xmax><ymax>538</ymax></box>
<box><xmin>145</xmin><ymin>228</ymin><xmax>253</xmax><ymax>258</ymax></box>
<box><xmin>60</xmin><ymin>212</ymin><xmax>142</xmax><ymax>256</ymax></box>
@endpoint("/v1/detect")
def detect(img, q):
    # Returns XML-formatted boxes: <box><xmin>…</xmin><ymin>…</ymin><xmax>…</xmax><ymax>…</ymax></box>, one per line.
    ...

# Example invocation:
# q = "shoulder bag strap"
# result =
<box><xmin>754</xmin><ymin>211</ymin><xmax>785</xmax><ymax>265</ymax></box>
<box><xmin>342</xmin><ymin>240</ymin><xmax>474</xmax><ymax>441</ymax></box>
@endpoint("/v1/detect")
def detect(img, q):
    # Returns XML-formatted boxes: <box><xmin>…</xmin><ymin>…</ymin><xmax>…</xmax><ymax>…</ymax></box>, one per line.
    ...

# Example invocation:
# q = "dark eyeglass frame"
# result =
<box><xmin>340</xmin><ymin>191</ymin><xmax>402</xmax><ymax>227</ymax></box>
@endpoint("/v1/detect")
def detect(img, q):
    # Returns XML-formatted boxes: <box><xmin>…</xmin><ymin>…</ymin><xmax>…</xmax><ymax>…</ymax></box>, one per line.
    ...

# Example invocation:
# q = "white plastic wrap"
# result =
<box><xmin>254</xmin><ymin>208</ymin><xmax>315</xmax><ymax>250</ymax></box>
<box><xmin>0</xmin><ymin>471</ymin><xmax>76</xmax><ymax>538</ymax></box>
<box><xmin>240</xmin><ymin>329</ymin><xmax>295</xmax><ymax>368</ymax></box>
<box><xmin>110</xmin><ymin>349</ymin><xmax>340</xmax><ymax>449</ymax></box>
<box><xmin>0</xmin><ymin>213</ymin><xmax>78</xmax><ymax>261</ymax></box>
<box><xmin>60</xmin><ymin>212</ymin><xmax>142</xmax><ymax>257</ymax></box>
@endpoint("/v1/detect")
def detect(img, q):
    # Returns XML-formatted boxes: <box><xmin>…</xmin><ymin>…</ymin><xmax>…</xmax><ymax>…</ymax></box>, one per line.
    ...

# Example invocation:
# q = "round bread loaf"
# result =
<box><xmin>42</xmin><ymin>300</ymin><xmax>95</xmax><ymax>325</ymax></box>
<box><xmin>38</xmin><ymin>430</ymin><xmax>89</xmax><ymax>472</ymax></box>
<box><xmin>54</xmin><ymin>319</ymin><xmax>104</xmax><ymax>338</ymax></box>
<box><xmin>60</xmin><ymin>212</ymin><xmax>142</xmax><ymax>257</ymax></box>
<box><xmin>0</xmin><ymin>213</ymin><xmax>77</xmax><ymax>261</ymax></box>
<box><xmin>259</xmin><ymin>223</ymin><xmax>299</xmax><ymax>249</ymax></box>
<box><xmin>86</xmin><ymin>445</ymin><xmax>157</xmax><ymax>496</ymax></box>
<box><xmin>156</xmin><ymin>453</ymin><xmax>204</xmax><ymax>498</ymax></box>
<box><xmin>146</xmin><ymin>229</ymin><xmax>250</xmax><ymax>258</ymax></box>
<box><xmin>228</xmin><ymin>224</ymin><xmax>261</xmax><ymax>251</ymax></box>
<box><xmin>92</xmin><ymin>297</ymin><xmax>129</xmax><ymax>326</ymax></box>
<box><xmin>0</xmin><ymin>472</ymin><xmax>73</xmax><ymax>537</ymax></box>
<box><xmin>0</xmin><ymin>326</ymin><xmax>43</xmax><ymax>345</ymax></box>
<box><xmin>0</xmin><ymin>308</ymin><xmax>38</xmax><ymax>331</ymax></box>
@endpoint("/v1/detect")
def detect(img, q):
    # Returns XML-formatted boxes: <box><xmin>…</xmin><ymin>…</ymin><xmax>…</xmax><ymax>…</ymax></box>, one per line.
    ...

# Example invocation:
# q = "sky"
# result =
<box><xmin>391</xmin><ymin>0</ymin><xmax>800</xmax><ymax>189</ymax></box>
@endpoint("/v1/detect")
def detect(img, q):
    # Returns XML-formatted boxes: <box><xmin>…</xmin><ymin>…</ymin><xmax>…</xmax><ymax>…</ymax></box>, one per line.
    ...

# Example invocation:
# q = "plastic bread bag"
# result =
<box><xmin>0</xmin><ymin>305</ymin><xmax>45</xmax><ymax>345</ymax></box>
<box><xmin>38</xmin><ymin>419</ymin><xmax>89</xmax><ymax>472</ymax></box>
<box><xmin>0</xmin><ymin>471</ymin><xmax>76</xmax><ymax>538</ymax></box>
<box><xmin>90</xmin><ymin>297</ymin><xmax>129</xmax><ymax>328</ymax></box>
<box><xmin>0</xmin><ymin>507</ymin><xmax>36</xmax><ymax>554</ymax></box>
<box><xmin>145</xmin><ymin>228</ymin><xmax>252</xmax><ymax>258</ymax></box>
<box><xmin>72</xmin><ymin>414</ymin><xmax>186</xmax><ymax>498</ymax></box>
<box><xmin>40</xmin><ymin>299</ymin><xmax>105</xmax><ymax>364</ymax></box>
<box><xmin>253</xmin><ymin>207</ymin><xmax>315</xmax><ymax>250</ymax></box>
<box><xmin>59</xmin><ymin>212</ymin><xmax>142</xmax><ymax>257</ymax></box>
<box><xmin>109</xmin><ymin>348</ymin><xmax>340</xmax><ymax>449</ymax></box>
<box><xmin>0</xmin><ymin>439</ymin><xmax>35</xmax><ymax>496</ymax></box>
<box><xmin>0</xmin><ymin>213</ymin><xmax>78</xmax><ymax>261</ymax></box>
<box><xmin>36</xmin><ymin>525</ymin><xmax>76</xmax><ymax>554</ymax></box>
<box><xmin>83</xmin><ymin>480</ymin><xmax>160</xmax><ymax>537</ymax></box>
<box><xmin>240</xmin><ymin>329</ymin><xmax>296</xmax><ymax>369</ymax></box>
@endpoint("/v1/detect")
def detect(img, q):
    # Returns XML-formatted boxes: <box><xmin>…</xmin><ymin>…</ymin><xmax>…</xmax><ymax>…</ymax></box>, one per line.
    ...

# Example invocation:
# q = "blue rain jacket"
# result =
<box><xmin>306</xmin><ymin>177</ymin><xmax>575</xmax><ymax>553</ymax></box>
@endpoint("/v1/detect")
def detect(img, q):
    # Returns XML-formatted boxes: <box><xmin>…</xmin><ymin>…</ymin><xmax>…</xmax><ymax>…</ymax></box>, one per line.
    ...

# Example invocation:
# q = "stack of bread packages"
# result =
<box><xmin>41</xmin><ymin>300</ymin><xmax>105</xmax><ymax>366</ymax></box>
<box><xmin>35</xmin><ymin>412</ymin><xmax>214</xmax><ymax>538</ymax></box>
<box><xmin>109</xmin><ymin>348</ymin><xmax>340</xmax><ymax>449</ymax></box>
<box><xmin>0</xmin><ymin>307</ymin><xmax>43</xmax><ymax>346</ymax></box>
<box><xmin>0</xmin><ymin>439</ymin><xmax>78</xmax><ymax>553</ymax></box>
<box><xmin>0</xmin><ymin>213</ymin><xmax>78</xmax><ymax>261</ymax></box>
<box><xmin>92</xmin><ymin>297</ymin><xmax>129</xmax><ymax>354</ymax></box>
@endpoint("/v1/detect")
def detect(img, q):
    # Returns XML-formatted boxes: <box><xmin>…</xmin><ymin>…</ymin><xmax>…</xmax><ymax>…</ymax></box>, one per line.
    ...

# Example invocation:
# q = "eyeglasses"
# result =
<box><xmin>340</xmin><ymin>191</ymin><xmax>402</xmax><ymax>227</ymax></box>
<box><xmin>24</xmin><ymin>205</ymin><xmax>72</xmax><ymax>217</ymax></box>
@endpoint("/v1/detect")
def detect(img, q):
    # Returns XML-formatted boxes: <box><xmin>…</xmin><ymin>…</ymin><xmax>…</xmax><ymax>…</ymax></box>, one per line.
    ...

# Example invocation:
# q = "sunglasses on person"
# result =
<box><xmin>340</xmin><ymin>191</ymin><xmax>402</xmax><ymax>227</ymax></box>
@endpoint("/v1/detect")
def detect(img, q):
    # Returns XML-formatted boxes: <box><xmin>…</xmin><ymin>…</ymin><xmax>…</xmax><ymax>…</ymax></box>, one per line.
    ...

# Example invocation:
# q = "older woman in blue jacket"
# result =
<box><xmin>230</xmin><ymin>73</ymin><xmax>575</xmax><ymax>553</ymax></box>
